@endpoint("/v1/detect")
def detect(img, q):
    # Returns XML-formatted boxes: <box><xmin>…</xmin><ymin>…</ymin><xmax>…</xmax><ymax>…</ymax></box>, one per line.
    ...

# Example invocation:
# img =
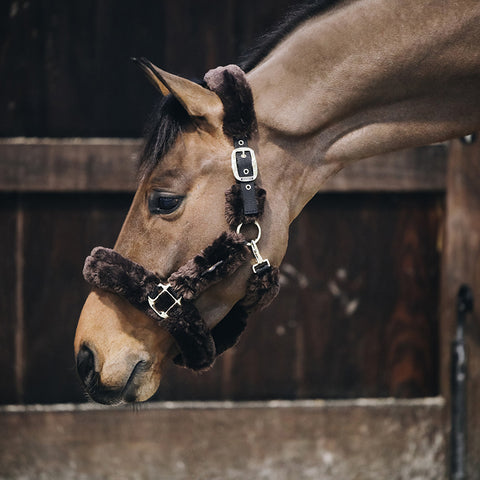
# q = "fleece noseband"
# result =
<box><xmin>83</xmin><ymin>65</ymin><xmax>280</xmax><ymax>371</ymax></box>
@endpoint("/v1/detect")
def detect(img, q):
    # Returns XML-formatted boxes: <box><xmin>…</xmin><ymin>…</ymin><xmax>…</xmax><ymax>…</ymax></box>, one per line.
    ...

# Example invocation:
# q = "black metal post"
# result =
<box><xmin>451</xmin><ymin>284</ymin><xmax>473</xmax><ymax>480</ymax></box>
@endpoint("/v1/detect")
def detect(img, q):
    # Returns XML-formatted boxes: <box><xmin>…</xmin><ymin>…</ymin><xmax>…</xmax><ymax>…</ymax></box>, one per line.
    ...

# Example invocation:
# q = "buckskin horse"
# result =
<box><xmin>75</xmin><ymin>0</ymin><xmax>480</xmax><ymax>404</ymax></box>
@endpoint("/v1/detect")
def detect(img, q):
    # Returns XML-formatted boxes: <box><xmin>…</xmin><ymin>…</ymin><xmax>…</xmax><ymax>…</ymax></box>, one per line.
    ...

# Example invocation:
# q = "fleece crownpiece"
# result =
<box><xmin>204</xmin><ymin>64</ymin><xmax>257</xmax><ymax>140</ymax></box>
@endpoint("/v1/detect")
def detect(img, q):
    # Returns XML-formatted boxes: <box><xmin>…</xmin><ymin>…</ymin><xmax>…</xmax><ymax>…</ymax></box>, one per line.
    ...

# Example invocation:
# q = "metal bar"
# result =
<box><xmin>451</xmin><ymin>284</ymin><xmax>474</xmax><ymax>480</ymax></box>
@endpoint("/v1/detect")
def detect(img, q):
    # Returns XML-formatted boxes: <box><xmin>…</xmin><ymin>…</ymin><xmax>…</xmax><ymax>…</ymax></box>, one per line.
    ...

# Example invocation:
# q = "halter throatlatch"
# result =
<box><xmin>83</xmin><ymin>64</ymin><xmax>280</xmax><ymax>370</ymax></box>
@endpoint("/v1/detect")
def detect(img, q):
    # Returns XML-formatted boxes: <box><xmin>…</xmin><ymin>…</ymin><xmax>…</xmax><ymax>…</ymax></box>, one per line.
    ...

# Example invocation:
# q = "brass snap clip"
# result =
<box><xmin>236</xmin><ymin>221</ymin><xmax>271</xmax><ymax>273</ymax></box>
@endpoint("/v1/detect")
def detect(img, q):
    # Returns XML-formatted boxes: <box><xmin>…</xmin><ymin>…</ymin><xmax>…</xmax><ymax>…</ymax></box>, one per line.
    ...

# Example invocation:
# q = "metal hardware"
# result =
<box><xmin>236</xmin><ymin>221</ymin><xmax>262</xmax><ymax>243</ymax></box>
<box><xmin>249</xmin><ymin>239</ymin><xmax>271</xmax><ymax>273</ymax></box>
<box><xmin>231</xmin><ymin>147</ymin><xmax>258</xmax><ymax>182</ymax></box>
<box><xmin>236</xmin><ymin>221</ymin><xmax>270</xmax><ymax>273</ymax></box>
<box><xmin>451</xmin><ymin>284</ymin><xmax>473</xmax><ymax>480</ymax></box>
<box><xmin>200</xmin><ymin>260</ymin><xmax>224</xmax><ymax>277</ymax></box>
<box><xmin>148</xmin><ymin>282</ymin><xmax>182</xmax><ymax>319</ymax></box>
<box><xmin>460</xmin><ymin>133</ymin><xmax>477</xmax><ymax>145</ymax></box>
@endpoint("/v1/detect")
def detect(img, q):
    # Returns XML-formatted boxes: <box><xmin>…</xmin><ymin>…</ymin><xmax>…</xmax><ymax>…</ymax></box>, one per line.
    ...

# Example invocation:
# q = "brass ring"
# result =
<box><xmin>236</xmin><ymin>221</ymin><xmax>262</xmax><ymax>244</ymax></box>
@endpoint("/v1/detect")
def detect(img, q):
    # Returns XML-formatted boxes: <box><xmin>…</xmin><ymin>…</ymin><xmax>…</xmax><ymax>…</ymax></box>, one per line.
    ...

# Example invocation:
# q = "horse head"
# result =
<box><xmin>74</xmin><ymin>60</ymin><xmax>290</xmax><ymax>404</ymax></box>
<box><xmin>74</xmin><ymin>0</ymin><xmax>480</xmax><ymax>405</ymax></box>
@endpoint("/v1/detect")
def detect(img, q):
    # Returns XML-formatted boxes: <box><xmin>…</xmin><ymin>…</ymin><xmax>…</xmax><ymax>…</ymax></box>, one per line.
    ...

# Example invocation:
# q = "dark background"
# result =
<box><xmin>0</xmin><ymin>0</ymin><xmax>298</xmax><ymax>137</ymax></box>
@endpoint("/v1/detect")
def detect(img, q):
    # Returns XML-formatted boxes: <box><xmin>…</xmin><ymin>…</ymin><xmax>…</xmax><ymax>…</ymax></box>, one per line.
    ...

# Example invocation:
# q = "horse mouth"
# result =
<box><xmin>79</xmin><ymin>357</ymin><xmax>150</xmax><ymax>405</ymax></box>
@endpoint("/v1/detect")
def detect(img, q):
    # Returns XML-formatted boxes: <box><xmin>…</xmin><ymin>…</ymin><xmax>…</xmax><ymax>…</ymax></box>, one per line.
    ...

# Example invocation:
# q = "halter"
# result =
<box><xmin>83</xmin><ymin>65</ymin><xmax>280</xmax><ymax>371</ymax></box>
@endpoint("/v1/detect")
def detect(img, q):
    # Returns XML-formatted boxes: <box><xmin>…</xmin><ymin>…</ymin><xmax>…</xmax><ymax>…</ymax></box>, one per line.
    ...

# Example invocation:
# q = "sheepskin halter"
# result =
<box><xmin>83</xmin><ymin>65</ymin><xmax>280</xmax><ymax>371</ymax></box>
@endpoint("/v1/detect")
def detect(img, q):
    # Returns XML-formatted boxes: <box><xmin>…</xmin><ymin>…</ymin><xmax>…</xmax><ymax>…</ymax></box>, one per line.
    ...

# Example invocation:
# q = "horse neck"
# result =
<box><xmin>247</xmin><ymin>0</ymin><xmax>480</xmax><ymax>221</ymax></box>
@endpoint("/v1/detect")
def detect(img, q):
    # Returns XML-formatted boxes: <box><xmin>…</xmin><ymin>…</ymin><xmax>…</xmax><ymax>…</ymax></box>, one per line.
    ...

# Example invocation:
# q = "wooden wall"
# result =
<box><xmin>0</xmin><ymin>0</ymin><xmax>295</xmax><ymax>137</ymax></box>
<box><xmin>0</xmin><ymin>399</ymin><xmax>447</xmax><ymax>480</ymax></box>
<box><xmin>3</xmin><ymin>2</ymin><xmax>480</xmax><ymax>477</ymax></box>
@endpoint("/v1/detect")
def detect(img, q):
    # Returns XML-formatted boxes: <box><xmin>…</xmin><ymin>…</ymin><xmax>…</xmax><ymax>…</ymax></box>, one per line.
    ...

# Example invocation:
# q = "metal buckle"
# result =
<box><xmin>148</xmin><ymin>283</ymin><xmax>182</xmax><ymax>319</ymax></box>
<box><xmin>252</xmin><ymin>259</ymin><xmax>271</xmax><ymax>274</ymax></box>
<box><xmin>231</xmin><ymin>147</ymin><xmax>258</xmax><ymax>182</ymax></box>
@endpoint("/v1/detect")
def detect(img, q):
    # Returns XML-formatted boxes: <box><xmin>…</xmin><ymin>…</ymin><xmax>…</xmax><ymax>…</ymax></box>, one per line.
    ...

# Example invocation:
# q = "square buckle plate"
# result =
<box><xmin>252</xmin><ymin>259</ymin><xmax>271</xmax><ymax>274</ymax></box>
<box><xmin>231</xmin><ymin>147</ymin><xmax>258</xmax><ymax>182</ymax></box>
<box><xmin>148</xmin><ymin>283</ymin><xmax>182</xmax><ymax>319</ymax></box>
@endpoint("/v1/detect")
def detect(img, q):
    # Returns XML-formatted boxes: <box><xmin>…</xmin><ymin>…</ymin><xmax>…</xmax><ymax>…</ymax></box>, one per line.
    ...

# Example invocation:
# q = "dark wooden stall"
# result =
<box><xmin>1</xmin><ymin>1</ymin><xmax>480</xmax><ymax>479</ymax></box>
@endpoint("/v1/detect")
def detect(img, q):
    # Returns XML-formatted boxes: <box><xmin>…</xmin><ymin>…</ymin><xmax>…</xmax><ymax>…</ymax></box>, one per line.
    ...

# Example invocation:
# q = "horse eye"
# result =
<box><xmin>148</xmin><ymin>192</ymin><xmax>183</xmax><ymax>215</ymax></box>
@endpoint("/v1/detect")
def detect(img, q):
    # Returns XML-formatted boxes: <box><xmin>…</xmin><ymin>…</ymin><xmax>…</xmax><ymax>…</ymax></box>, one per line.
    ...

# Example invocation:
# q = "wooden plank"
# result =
<box><xmin>291</xmin><ymin>193</ymin><xmax>442</xmax><ymax>399</ymax></box>
<box><xmin>0</xmin><ymin>195</ymin><xmax>18</xmax><ymax>404</ymax></box>
<box><xmin>0</xmin><ymin>398</ymin><xmax>446</xmax><ymax>480</ymax></box>
<box><xmin>0</xmin><ymin>139</ymin><xmax>141</xmax><ymax>192</ymax></box>
<box><xmin>0</xmin><ymin>0</ymin><xmax>297</xmax><ymax>137</ymax></box>
<box><xmin>0</xmin><ymin>139</ymin><xmax>447</xmax><ymax>193</ymax></box>
<box><xmin>440</xmin><ymin>136</ymin><xmax>480</xmax><ymax>478</ymax></box>
<box><xmin>321</xmin><ymin>145</ymin><xmax>448</xmax><ymax>192</ymax></box>
<box><xmin>0</xmin><ymin>1</ymin><xmax>163</xmax><ymax>137</ymax></box>
<box><xmin>163</xmin><ymin>0</ymin><xmax>236</xmax><ymax>76</ymax></box>
<box><xmin>20</xmin><ymin>193</ymin><xmax>133</xmax><ymax>403</ymax></box>
<box><xmin>227</xmin><ymin>280</ymin><xmax>302</xmax><ymax>399</ymax></box>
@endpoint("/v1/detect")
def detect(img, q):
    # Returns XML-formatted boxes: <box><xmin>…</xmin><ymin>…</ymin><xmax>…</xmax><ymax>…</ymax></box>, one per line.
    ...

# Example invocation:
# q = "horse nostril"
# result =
<box><xmin>76</xmin><ymin>344</ymin><xmax>96</xmax><ymax>386</ymax></box>
<box><xmin>122</xmin><ymin>360</ymin><xmax>149</xmax><ymax>403</ymax></box>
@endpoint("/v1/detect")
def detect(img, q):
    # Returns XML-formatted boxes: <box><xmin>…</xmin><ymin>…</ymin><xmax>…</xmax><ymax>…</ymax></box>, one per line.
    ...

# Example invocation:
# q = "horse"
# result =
<box><xmin>74</xmin><ymin>0</ymin><xmax>480</xmax><ymax>404</ymax></box>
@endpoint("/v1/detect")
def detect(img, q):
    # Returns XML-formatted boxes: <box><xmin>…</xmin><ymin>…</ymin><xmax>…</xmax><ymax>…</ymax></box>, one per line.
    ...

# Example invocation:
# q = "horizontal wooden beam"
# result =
<box><xmin>321</xmin><ymin>144</ymin><xmax>448</xmax><ymax>192</ymax></box>
<box><xmin>0</xmin><ymin>398</ymin><xmax>446</xmax><ymax>480</ymax></box>
<box><xmin>0</xmin><ymin>138</ymin><xmax>142</xmax><ymax>192</ymax></box>
<box><xmin>0</xmin><ymin>138</ymin><xmax>448</xmax><ymax>193</ymax></box>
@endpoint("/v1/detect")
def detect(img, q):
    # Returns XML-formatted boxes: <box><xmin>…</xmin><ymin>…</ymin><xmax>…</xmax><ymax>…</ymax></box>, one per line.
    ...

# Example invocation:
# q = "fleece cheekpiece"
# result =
<box><xmin>83</xmin><ymin>236</ymin><xmax>279</xmax><ymax>370</ymax></box>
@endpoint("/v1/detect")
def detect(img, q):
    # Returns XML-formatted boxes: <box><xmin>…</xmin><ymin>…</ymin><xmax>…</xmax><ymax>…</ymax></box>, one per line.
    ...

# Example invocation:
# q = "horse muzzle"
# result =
<box><xmin>76</xmin><ymin>344</ymin><xmax>152</xmax><ymax>405</ymax></box>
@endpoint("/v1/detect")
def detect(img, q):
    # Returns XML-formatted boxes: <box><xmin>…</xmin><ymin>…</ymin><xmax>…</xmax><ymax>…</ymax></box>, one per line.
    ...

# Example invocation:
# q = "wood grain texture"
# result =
<box><xmin>0</xmin><ymin>0</ymin><xmax>296</xmax><ymax>137</ymax></box>
<box><xmin>0</xmin><ymin>195</ymin><xmax>18</xmax><ymax>404</ymax></box>
<box><xmin>20</xmin><ymin>193</ymin><xmax>132</xmax><ymax>404</ymax></box>
<box><xmin>0</xmin><ymin>0</ymin><xmax>163</xmax><ymax>136</ymax></box>
<box><xmin>0</xmin><ymin>139</ymin><xmax>447</xmax><ymax>193</ymax></box>
<box><xmin>163</xmin><ymin>0</ymin><xmax>235</xmax><ymax>76</ymax></box>
<box><xmin>0</xmin><ymin>399</ymin><xmax>446</xmax><ymax>480</ymax></box>
<box><xmin>0</xmin><ymin>139</ymin><xmax>141</xmax><ymax>192</ymax></box>
<box><xmin>322</xmin><ymin>145</ymin><xmax>448</xmax><ymax>192</ymax></box>
<box><xmin>293</xmin><ymin>194</ymin><xmax>442</xmax><ymax>399</ymax></box>
<box><xmin>440</xmin><ymin>137</ymin><xmax>480</xmax><ymax>478</ymax></box>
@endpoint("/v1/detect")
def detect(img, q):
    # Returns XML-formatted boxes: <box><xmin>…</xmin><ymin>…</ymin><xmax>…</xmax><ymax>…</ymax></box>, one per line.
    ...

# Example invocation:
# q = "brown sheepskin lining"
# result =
<box><xmin>84</xmin><ymin>231</ymin><xmax>248</xmax><ymax>370</ymax></box>
<box><xmin>204</xmin><ymin>64</ymin><xmax>257</xmax><ymax>140</ymax></box>
<box><xmin>224</xmin><ymin>184</ymin><xmax>266</xmax><ymax>228</ymax></box>
<box><xmin>83</xmin><ymin>236</ymin><xmax>279</xmax><ymax>370</ymax></box>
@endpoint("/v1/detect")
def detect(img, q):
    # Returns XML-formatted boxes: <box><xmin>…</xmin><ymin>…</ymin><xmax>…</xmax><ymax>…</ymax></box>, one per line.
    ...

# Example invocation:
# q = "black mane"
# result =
<box><xmin>139</xmin><ymin>0</ymin><xmax>337</xmax><ymax>176</ymax></box>
<box><xmin>138</xmin><ymin>93</ymin><xmax>190</xmax><ymax>180</ymax></box>
<box><xmin>240</xmin><ymin>0</ymin><xmax>339</xmax><ymax>72</ymax></box>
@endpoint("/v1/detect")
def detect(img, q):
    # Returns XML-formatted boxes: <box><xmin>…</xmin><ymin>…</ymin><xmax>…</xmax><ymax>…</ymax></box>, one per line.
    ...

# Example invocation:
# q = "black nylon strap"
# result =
<box><xmin>233</xmin><ymin>139</ymin><xmax>258</xmax><ymax>216</ymax></box>
<box><xmin>240</xmin><ymin>182</ymin><xmax>257</xmax><ymax>215</ymax></box>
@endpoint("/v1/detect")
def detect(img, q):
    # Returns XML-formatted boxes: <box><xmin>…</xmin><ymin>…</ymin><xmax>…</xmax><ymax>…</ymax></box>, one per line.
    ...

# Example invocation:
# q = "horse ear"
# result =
<box><xmin>133</xmin><ymin>57</ymin><xmax>223</xmax><ymax>122</ymax></box>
